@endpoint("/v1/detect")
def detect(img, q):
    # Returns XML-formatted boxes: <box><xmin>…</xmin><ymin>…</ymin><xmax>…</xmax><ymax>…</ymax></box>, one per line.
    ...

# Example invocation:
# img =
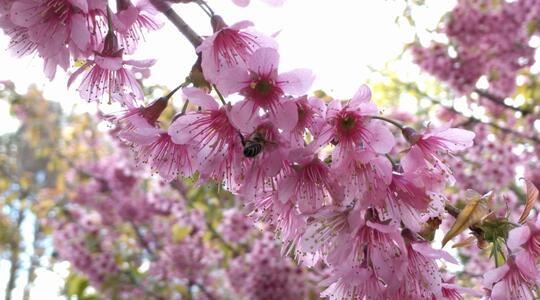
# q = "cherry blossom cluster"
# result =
<box><xmin>45</xmin><ymin>147</ymin><xmax>318</xmax><ymax>299</ymax></box>
<box><xmin>7</xmin><ymin>0</ymin><xmax>539</xmax><ymax>298</ymax></box>
<box><xmin>450</xmin><ymin>124</ymin><xmax>520</xmax><ymax>194</ymax></box>
<box><xmin>413</xmin><ymin>0</ymin><xmax>540</xmax><ymax>97</ymax></box>
<box><xmin>102</xmin><ymin>11</ymin><xmax>484</xmax><ymax>297</ymax></box>
<box><xmin>0</xmin><ymin>0</ymin><xmax>160</xmax><ymax>104</ymax></box>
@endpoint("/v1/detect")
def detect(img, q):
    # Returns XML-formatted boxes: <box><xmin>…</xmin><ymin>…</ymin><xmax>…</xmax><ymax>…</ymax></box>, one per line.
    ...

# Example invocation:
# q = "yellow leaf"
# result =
<box><xmin>171</xmin><ymin>224</ymin><xmax>190</xmax><ymax>242</ymax></box>
<box><xmin>518</xmin><ymin>179</ymin><xmax>539</xmax><ymax>224</ymax></box>
<box><xmin>442</xmin><ymin>189</ymin><xmax>491</xmax><ymax>247</ymax></box>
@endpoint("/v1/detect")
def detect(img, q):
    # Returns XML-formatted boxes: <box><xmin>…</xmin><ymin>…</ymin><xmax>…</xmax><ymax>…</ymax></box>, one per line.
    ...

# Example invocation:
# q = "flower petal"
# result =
<box><xmin>248</xmin><ymin>47</ymin><xmax>279</xmax><ymax>75</ymax></box>
<box><xmin>229</xmin><ymin>100</ymin><xmax>259</xmax><ymax>132</ymax></box>
<box><xmin>183</xmin><ymin>87</ymin><xmax>219</xmax><ymax>110</ymax></box>
<box><xmin>269</xmin><ymin>100</ymin><xmax>298</xmax><ymax>131</ymax></box>
<box><xmin>278</xmin><ymin>68</ymin><xmax>314</xmax><ymax>96</ymax></box>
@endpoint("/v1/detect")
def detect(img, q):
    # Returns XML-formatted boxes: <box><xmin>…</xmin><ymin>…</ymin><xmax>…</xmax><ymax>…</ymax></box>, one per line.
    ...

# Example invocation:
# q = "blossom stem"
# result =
<box><xmin>212</xmin><ymin>84</ymin><xmax>227</xmax><ymax>105</ymax></box>
<box><xmin>196</xmin><ymin>0</ymin><xmax>214</xmax><ymax>17</ymax></box>
<box><xmin>369</xmin><ymin>115</ymin><xmax>404</xmax><ymax>130</ymax></box>
<box><xmin>149</xmin><ymin>0</ymin><xmax>203</xmax><ymax>48</ymax></box>
<box><xmin>181</xmin><ymin>99</ymin><xmax>190</xmax><ymax>114</ymax></box>
<box><xmin>385</xmin><ymin>154</ymin><xmax>398</xmax><ymax>168</ymax></box>
<box><xmin>166</xmin><ymin>81</ymin><xmax>190</xmax><ymax>100</ymax></box>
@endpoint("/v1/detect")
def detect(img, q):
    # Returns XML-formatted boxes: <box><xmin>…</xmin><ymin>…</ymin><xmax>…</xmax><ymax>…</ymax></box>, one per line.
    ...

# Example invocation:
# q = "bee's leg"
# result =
<box><xmin>237</xmin><ymin>131</ymin><xmax>246</xmax><ymax>147</ymax></box>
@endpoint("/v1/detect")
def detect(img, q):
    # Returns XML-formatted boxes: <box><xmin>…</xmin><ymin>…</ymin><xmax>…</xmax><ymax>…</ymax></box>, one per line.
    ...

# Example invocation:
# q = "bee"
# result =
<box><xmin>239</xmin><ymin>131</ymin><xmax>265</xmax><ymax>158</ymax></box>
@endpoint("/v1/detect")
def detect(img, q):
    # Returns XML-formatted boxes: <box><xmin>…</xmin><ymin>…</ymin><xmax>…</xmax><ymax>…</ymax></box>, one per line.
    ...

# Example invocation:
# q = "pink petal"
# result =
<box><xmin>490</xmin><ymin>281</ymin><xmax>509</xmax><ymax>300</ymax></box>
<box><xmin>401</xmin><ymin>145</ymin><xmax>425</xmax><ymax>174</ymax></box>
<box><xmin>516</xmin><ymin>252</ymin><xmax>540</xmax><ymax>281</ymax></box>
<box><xmin>350</xmin><ymin>84</ymin><xmax>372</xmax><ymax>106</ymax></box>
<box><xmin>229</xmin><ymin>100</ymin><xmax>259</xmax><ymax>132</ymax></box>
<box><xmin>182</xmin><ymin>87</ymin><xmax>219</xmax><ymax>110</ymax></box>
<box><xmin>229</xmin><ymin>20</ymin><xmax>254</xmax><ymax>31</ymax></box>
<box><xmin>412</xmin><ymin>242</ymin><xmax>458</xmax><ymax>264</ymax></box>
<box><xmin>366</xmin><ymin>221</ymin><xmax>395</xmax><ymax>233</ymax></box>
<box><xmin>278</xmin><ymin>68</ymin><xmax>314</xmax><ymax>96</ymax></box>
<box><xmin>248</xmin><ymin>47</ymin><xmax>279</xmax><ymax>75</ymax></box>
<box><xmin>262</xmin><ymin>0</ymin><xmax>285</xmax><ymax>5</ymax></box>
<box><xmin>215</xmin><ymin>66</ymin><xmax>250</xmax><ymax>96</ymax></box>
<box><xmin>278</xmin><ymin>175</ymin><xmax>296</xmax><ymax>203</ymax></box>
<box><xmin>70</xmin><ymin>13</ymin><xmax>90</xmax><ymax>51</ymax></box>
<box><xmin>483</xmin><ymin>264</ymin><xmax>509</xmax><ymax>287</ymax></box>
<box><xmin>373</xmin><ymin>155</ymin><xmax>393</xmax><ymax>184</ymax></box>
<box><xmin>269</xmin><ymin>100</ymin><xmax>298</xmax><ymax>131</ymax></box>
<box><xmin>121</xmin><ymin>126</ymin><xmax>161</xmax><ymax>145</ymax></box>
<box><xmin>168</xmin><ymin>114</ymin><xmax>203</xmax><ymax>144</ymax></box>
<box><xmin>507</xmin><ymin>225</ymin><xmax>531</xmax><ymax>250</ymax></box>
<box><xmin>124</xmin><ymin>59</ymin><xmax>156</xmax><ymax>68</ymax></box>
<box><xmin>95</xmin><ymin>55</ymin><xmax>123</xmax><ymax>71</ymax></box>
<box><xmin>366</xmin><ymin>121</ymin><xmax>395</xmax><ymax>154</ymax></box>
<box><xmin>116</xmin><ymin>5</ymin><xmax>138</xmax><ymax>29</ymax></box>
<box><xmin>67</xmin><ymin>62</ymin><xmax>92</xmax><ymax>88</ymax></box>
<box><xmin>232</xmin><ymin>0</ymin><xmax>250</xmax><ymax>7</ymax></box>
<box><xmin>263</xmin><ymin>150</ymin><xmax>285</xmax><ymax>177</ymax></box>
<box><xmin>122</xmin><ymin>69</ymin><xmax>145</xmax><ymax>100</ymax></box>
<box><xmin>10</xmin><ymin>1</ymin><xmax>41</xmax><ymax>27</ymax></box>
<box><xmin>435</xmin><ymin>128</ymin><xmax>475</xmax><ymax>150</ymax></box>
<box><xmin>67</xmin><ymin>0</ymin><xmax>88</xmax><ymax>13</ymax></box>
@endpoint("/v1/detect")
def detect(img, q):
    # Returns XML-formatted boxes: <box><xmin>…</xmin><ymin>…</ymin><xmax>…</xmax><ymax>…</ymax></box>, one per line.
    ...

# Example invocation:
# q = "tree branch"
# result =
<box><xmin>150</xmin><ymin>0</ymin><xmax>203</xmax><ymax>48</ymax></box>
<box><xmin>474</xmin><ymin>88</ymin><xmax>532</xmax><ymax>115</ymax></box>
<box><xmin>403</xmin><ymin>82</ymin><xmax>540</xmax><ymax>144</ymax></box>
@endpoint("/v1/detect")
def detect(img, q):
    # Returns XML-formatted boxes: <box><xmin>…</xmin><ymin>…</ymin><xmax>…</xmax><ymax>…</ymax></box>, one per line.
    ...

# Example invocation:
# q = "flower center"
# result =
<box><xmin>251</xmin><ymin>79</ymin><xmax>274</xmax><ymax>97</ymax></box>
<box><xmin>42</xmin><ymin>0</ymin><xmax>71</xmax><ymax>24</ymax></box>
<box><xmin>339</xmin><ymin>115</ymin><xmax>356</xmax><ymax>132</ymax></box>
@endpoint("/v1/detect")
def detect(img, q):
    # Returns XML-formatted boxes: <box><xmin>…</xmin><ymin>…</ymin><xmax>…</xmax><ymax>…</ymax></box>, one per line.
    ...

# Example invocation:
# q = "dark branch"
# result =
<box><xmin>474</xmin><ymin>89</ymin><xmax>532</xmax><ymax>115</ymax></box>
<box><xmin>150</xmin><ymin>0</ymin><xmax>203</xmax><ymax>48</ymax></box>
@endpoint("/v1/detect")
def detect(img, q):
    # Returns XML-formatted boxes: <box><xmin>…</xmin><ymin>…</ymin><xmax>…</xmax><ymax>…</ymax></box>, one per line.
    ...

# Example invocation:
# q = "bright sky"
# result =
<box><xmin>0</xmin><ymin>0</ymin><xmax>456</xmax><ymax>299</ymax></box>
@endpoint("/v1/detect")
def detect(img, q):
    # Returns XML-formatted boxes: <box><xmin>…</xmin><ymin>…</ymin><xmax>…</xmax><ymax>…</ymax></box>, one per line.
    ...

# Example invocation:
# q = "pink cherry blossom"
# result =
<box><xmin>508</xmin><ymin>213</ymin><xmax>540</xmax><ymax>259</ymax></box>
<box><xmin>393</xmin><ymin>240</ymin><xmax>457</xmax><ymax>299</ymax></box>
<box><xmin>401</xmin><ymin>124</ymin><xmax>475</xmax><ymax>189</ymax></box>
<box><xmin>168</xmin><ymin>87</ymin><xmax>243</xmax><ymax>185</ymax></box>
<box><xmin>237</xmin><ymin>121</ymin><xmax>289</xmax><ymax>198</ymax></box>
<box><xmin>121</xmin><ymin>122</ymin><xmax>196</xmax><ymax>181</ymax></box>
<box><xmin>336</xmin><ymin>150</ymin><xmax>393</xmax><ymax>209</ymax></box>
<box><xmin>114</xmin><ymin>0</ymin><xmax>163</xmax><ymax>54</ymax></box>
<box><xmin>385</xmin><ymin>171</ymin><xmax>430</xmax><ymax>232</ymax></box>
<box><xmin>440</xmin><ymin>277</ymin><xmax>483</xmax><ymax>300</ymax></box>
<box><xmin>285</xmin><ymin>95</ymin><xmax>326</xmax><ymax>148</ymax></box>
<box><xmin>483</xmin><ymin>255</ymin><xmax>540</xmax><ymax>300</ymax></box>
<box><xmin>197</xmin><ymin>16</ymin><xmax>276</xmax><ymax>84</ymax></box>
<box><xmin>68</xmin><ymin>32</ymin><xmax>155</xmax><ymax>104</ymax></box>
<box><xmin>321</xmin><ymin>265</ymin><xmax>385</xmax><ymax>300</ymax></box>
<box><xmin>219</xmin><ymin>47</ymin><xmax>314</xmax><ymax>132</ymax></box>
<box><xmin>8</xmin><ymin>0</ymin><xmax>92</xmax><ymax>78</ymax></box>
<box><xmin>323</xmin><ymin>84</ymin><xmax>395</xmax><ymax>167</ymax></box>
<box><xmin>108</xmin><ymin>91</ymin><xmax>169</xmax><ymax>132</ymax></box>
<box><xmin>277</xmin><ymin>148</ymin><xmax>343</xmax><ymax>213</ymax></box>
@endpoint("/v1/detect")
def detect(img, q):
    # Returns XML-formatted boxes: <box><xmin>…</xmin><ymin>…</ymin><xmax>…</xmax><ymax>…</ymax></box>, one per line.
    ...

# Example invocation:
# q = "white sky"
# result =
<box><xmin>0</xmin><ymin>1</ymin><xmax>455</xmax><ymax>299</ymax></box>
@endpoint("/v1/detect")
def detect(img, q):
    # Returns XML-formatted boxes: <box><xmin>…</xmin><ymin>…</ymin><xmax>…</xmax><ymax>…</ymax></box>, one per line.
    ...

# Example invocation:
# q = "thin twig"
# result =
<box><xmin>130</xmin><ymin>222</ymin><xmax>157</xmax><ymax>260</ymax></box>
<box><xmin>150</xmin><ymin>0</ymin><xmax>203</xmax><ymax>48</ymax></box>
<box><xmin>403</xmin><ymin>82</ymin><xmax>540</xmax><ymax>143</ymax></box>
<box><xmin>474</xmin><ymin>88</ymin><xmax>532</xmax><ymax>115</ymax></box>
<box><xmin>369</xmin><ymin>115</ymin><xmax>404</xmax><ymax>129</ymax></box>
